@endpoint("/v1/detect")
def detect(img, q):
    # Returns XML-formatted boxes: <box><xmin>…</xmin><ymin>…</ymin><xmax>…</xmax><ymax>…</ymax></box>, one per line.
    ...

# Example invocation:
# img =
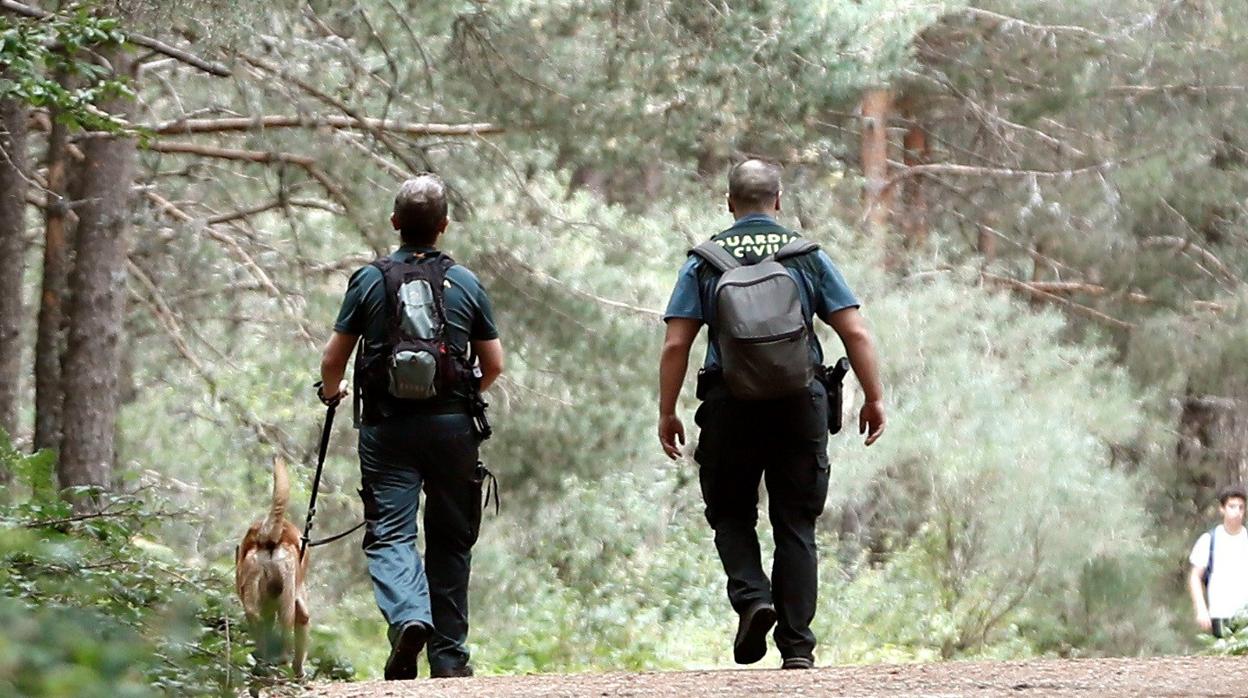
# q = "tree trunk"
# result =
<box><xmin>34</xmin><ymin>100</ymin><xmax>71</xmax><ymax>453</ymax></box>
<box><xmin>900</xmin><ymin>118</ymin><xmax>930</xmax><ymax>250</ymax></box>
<box><xmin>0</xmin><ymin>93</ymin><xmax>29</xmax><ymax>457</ymax></box>
<box><xmin>58</xmin><ymin>52</ymin><xmax>137</xmax><ymax>495</ymax></box>
<box><xmin>860</xmin><ymin>88</ymin><xmax>894</xmax><ymax>265</ymax></box>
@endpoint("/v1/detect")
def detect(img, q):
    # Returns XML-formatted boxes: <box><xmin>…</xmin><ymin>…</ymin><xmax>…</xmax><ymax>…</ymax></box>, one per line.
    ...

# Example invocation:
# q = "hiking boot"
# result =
<box><xmin>781</xmin><ymin>656</ymin><xmax>814</xmax><ymax>670</ymax></box>
<box><xmin>431</xmin><ymin>664</ymin><xmax>475</xmax><ymax>679</ymax></box>
<box><xmin>733</xmin><ymin>601</ymin><xmax>777</xmax><ymax>665</ymax></box>
<box><xmin>384</xmin><ymin>621</ymin><xmax>430</xmax><ymax>681</ymax></box>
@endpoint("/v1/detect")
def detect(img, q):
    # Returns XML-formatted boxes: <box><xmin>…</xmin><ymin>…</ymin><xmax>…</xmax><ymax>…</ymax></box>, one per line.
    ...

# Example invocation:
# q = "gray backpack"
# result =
<box><xmin>691</xmin><ymin>238</ymin><xmax>820</xmax><ymax>400</ymax></box>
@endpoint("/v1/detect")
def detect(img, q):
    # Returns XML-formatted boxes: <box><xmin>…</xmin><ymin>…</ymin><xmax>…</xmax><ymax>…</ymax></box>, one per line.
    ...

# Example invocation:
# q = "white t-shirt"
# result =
<box><xmin>1190</xmin><ymin>525</ymin><xmax>1248</xmax><ymax>619</ymax></box>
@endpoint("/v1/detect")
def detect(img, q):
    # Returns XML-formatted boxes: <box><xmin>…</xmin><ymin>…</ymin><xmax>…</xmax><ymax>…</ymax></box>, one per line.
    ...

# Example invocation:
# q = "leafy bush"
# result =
<box><xmin>0</xmin><ymin>431</ymin><xmax>351</xmax><ymax>695</ymax></box>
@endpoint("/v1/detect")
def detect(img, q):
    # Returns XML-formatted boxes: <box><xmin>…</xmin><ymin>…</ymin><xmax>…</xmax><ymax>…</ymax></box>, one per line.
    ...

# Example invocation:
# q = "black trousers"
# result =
<box><xmin>358</xmin><ymin>412</ymin><xmax>484</xmax><ymax>674</ymax></box>
<box><xmin>694</xmin><ymin>380</ymin><xmax>830</xmax><ymax>660</ymax></box>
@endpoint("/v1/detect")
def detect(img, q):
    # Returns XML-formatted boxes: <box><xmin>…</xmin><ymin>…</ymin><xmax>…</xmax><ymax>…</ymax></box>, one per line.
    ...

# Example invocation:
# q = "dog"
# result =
<box><xmin>235</xmin><ymin>456</ymin><xmax>310</xmax><ymax>679</ymax></box>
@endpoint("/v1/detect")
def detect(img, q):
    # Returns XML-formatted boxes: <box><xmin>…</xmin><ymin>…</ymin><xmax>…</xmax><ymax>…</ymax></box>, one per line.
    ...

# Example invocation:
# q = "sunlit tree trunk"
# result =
<box><xmin>860</xmin><ymin>88</ymin><xmax>894</xmax><ymax>265</ymax></box>
<box><xmin>900</xmin><ymin>116</ymin><xmax>930</xmax><ymax>251</ymax></box>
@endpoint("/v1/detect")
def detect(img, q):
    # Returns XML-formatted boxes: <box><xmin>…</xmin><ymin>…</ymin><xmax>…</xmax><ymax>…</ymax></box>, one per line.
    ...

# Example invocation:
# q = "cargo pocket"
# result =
<box><xmin>693</xmin><ymin>399</ymin><xmax>725</xmax><ymax>468</ymax></box>
<box><xmin>358</xmin><ymin>484</ymin><xmax>380</xmax><ymax>550</ymax></box>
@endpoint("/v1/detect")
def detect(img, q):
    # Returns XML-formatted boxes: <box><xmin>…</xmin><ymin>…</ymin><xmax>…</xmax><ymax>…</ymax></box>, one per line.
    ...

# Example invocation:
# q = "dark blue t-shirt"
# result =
<box><xmin>663</xmin><ymin>214</ymin><xmax>859</xmax><ymax>368</ymax></box>
<box><xmin>334</xmin><ymin>246</ymin><xmax>499</xmax><ymax>361</ymax></box>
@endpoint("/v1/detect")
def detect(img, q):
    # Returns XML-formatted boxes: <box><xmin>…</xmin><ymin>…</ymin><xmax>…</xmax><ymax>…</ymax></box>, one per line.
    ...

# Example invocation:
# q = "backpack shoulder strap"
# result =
<box><xmin>772</xmin><ymin>238</ymin><xmax>820</xmax><ymax>262</ymax></box>
<box><xmin>690</xmin><ymin>241</ymin><xmax>742</xmax><ymax>273</ymax></box>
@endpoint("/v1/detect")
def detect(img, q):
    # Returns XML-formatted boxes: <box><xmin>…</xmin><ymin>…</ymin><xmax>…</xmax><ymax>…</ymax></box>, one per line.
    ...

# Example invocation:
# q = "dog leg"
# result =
<box><xmin>293</xmin><ymin>596</ymin><xmax>310</xmax><ymax>680</ymax></box>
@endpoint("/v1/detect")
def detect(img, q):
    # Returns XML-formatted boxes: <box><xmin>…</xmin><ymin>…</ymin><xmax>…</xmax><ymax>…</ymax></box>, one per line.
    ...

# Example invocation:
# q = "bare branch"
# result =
<box><xmin>144</xmin><ymin>140</ymin><xmax>314</xmax><ymax>165</ymax></box>
<box><xmin>205</xmin><ymin>198</ymin><xmax>342</xmax><ymax>225</ymax></box>
<box><xmin>125</xmin><ymin>264</ymin><xmax>302</xmax><ymax>462</ymax></box>
<box><xmin>140</xmin><ymin>114</ymin><xmax>501</xmax><ymax>137</ymax></box>
<box><xmin>237</xmin><ymin>52</ymin><xmax>427</xmax><ymax>177</ymax></box>
<box><xmin>0</xmin><ymin>0</ymin><xmax>231</xmax><ymax>77</ymax></box>
<box><xmin>142</xmin><ymin>190</ymin><xmax>319</xmax><ymax>346</ymax></box>
<box><xmin>142</xmin><ymin>140</ymin><xmax>351</xmax><ymax>210</ymax></box>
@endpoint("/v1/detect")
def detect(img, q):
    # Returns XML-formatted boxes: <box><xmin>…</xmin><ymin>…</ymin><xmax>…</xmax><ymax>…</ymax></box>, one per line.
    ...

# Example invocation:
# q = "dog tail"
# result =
<box><xmin>262</xmin><ymin>455</ymin><xmax>290</xmax><ymax>544</ymax></box>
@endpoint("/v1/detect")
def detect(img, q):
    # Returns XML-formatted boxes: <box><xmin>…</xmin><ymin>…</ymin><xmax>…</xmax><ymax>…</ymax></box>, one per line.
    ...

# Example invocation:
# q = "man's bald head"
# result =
<box><xmin>393</xmin><ymin>173</ymin><xmax>448</xmax><ymax>244</ymax></box>
<box><xmin>727</xmin><ymin>158</ymin><xmax>782</xmax><ymax>212</ymax></box>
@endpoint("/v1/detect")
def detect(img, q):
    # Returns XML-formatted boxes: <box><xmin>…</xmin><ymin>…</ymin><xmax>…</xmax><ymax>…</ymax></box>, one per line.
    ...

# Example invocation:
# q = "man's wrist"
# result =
<box><xmin>315</xmin><ymin>380</ymin><xmax>341</xmax><ymax>406</ymax></box>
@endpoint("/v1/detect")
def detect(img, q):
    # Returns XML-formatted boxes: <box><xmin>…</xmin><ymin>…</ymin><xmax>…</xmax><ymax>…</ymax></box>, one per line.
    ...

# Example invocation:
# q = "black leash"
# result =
<box><xmin>306</xmin><ymin>519</ymin><xmax>366</xmax><ymax>548</ymax></box>
<box><xmin>300</xmin><ymin>384</ymin><xmax>500</xmax><ymax>559</ymax></box>
<box><xmin>300</xmin><ymin>398</ymin><xmax>337</xmax><ymax>559</ymax></box>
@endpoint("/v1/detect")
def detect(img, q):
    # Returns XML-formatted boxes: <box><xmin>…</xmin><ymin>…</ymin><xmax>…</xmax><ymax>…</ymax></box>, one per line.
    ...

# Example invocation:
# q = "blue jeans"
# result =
<box><xmin>358</xmin><ymin>412</ymin><xmax>483</xmax><ymax>673</ymax></box>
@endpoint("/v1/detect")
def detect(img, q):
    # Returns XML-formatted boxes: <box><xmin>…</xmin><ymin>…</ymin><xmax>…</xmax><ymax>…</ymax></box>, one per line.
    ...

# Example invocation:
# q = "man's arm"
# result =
<box><xmin>319</xmin><ymin>331</ymin><xmax>357</xmax><ymax>402</ymax></box>
<box><xmin>472</xmin><ymin>338</ymin><xmax>504</xmax><ymax>392</ymax></box>
<box><xmin>1189</xmin><ymin>564</ymin><xmax>1213</xmax><ymax>632</ymax></box>
<box><xmin>658</xmin><ymin>318</ymin><xmax>702</xmax><ymax>459</ymax></box>
<box><xmin>821</xmin><ymin>306</ymin><xmax>885</xmax><ymax>446</ymax></box>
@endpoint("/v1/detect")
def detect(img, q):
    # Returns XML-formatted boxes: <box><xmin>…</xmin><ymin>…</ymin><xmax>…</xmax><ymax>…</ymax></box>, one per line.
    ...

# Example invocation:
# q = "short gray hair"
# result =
<box><xmin>393</xmin><ymin>173</ymin><xmax>448</xmax><ymax>242</ymax></box>
<box><xmin>728</xmin><ymin>158</ymin><xmax>782</xmax><ymax>208</ymax></box>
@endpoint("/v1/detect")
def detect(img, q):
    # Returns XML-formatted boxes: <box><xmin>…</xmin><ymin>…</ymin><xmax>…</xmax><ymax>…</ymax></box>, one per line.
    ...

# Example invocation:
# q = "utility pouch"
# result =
<box><xmin>819</xmin><ymin>357</ymin><xmax>851</xmax><ymax>435</ymax></box>
<box><xmin>696</xmin><ymin>367</ymin><xmax>724</xmax><ymax>401</ymax></box>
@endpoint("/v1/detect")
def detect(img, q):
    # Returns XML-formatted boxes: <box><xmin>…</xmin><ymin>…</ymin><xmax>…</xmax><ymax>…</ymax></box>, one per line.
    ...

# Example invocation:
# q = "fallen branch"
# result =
<box><xmin>885</xmin><ymin>159</ymin><xmax>1120</xmax><ymax>192</ymax></box>
<box><xmin>980</xmin><ymin>272</ymin><xmax>1136</xmax><ymax>331</ymax></box>
<box><xmin>1140</xmin><ymin>235</ymin><xmax>1239</xmax><ymax>285</ymax></box>
<box><xmin>959</xmin><ymin>6</ymin><xmax>1110</xmax><ymax>42</ymax></box>
<box><xmin>0</xmin><ymin>0</ymin><xmax>231</xmax><ymax>77</ymax></box>
<box><xmin>981</xmin><ymin>274</ymin><xmax>1226</xmax><ymax>315</ymax></box>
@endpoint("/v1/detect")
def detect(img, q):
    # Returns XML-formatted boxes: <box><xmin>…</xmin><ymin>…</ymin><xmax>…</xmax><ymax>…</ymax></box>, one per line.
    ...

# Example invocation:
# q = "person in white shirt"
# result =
<box><xmin>1189</xmin><ymin>485</ymin><xmax>1248</xmax><ymax>638</ymax></box>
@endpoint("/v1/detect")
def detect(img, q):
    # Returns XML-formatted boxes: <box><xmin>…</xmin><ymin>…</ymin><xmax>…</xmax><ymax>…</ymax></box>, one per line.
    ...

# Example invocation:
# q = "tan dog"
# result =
<box><xmin>235</xmin><ymin>457</ymin><xmax>310</xmax><ymax>678</ymax></box>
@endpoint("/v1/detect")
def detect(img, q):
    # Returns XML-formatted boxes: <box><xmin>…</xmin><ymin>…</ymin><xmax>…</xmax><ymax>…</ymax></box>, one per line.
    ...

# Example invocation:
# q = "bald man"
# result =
<box><xmin>320</xmin><ymin>173</ymin><xmax>504</xmax><ymax>680</ymax></box>
<box><xmin>658</xmin><ymin>158</ymin><xmax>885</xmax><ymax>669</ymax></box>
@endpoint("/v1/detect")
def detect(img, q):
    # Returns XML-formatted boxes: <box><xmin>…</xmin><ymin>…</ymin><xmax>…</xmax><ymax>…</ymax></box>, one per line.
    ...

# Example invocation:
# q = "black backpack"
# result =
<box><xmin>354</xmin><ymin>253</ymin><xmax>474</xmax><ymax>421</ymax></box>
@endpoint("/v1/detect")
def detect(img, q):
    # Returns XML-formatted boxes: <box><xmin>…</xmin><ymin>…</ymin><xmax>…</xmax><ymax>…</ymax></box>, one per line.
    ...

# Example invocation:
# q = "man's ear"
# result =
<box><xmin>774</xmin><ymin>193</ymin><xmax>782</xmax><ymax>212</ymax></box>
<box><xmin>391</xmin><ymin>213</ymin><xmax>400</xmax><ymax>230</ymax></box>
<box><xmin>436</xmin><ymin>217</ymin><xmax>449</xmax><ymax>235</ymax></box>
<box><xmin>726</xmin><ymin>193</ymin><xmax>735</xmax><ymax>215</ymax></box>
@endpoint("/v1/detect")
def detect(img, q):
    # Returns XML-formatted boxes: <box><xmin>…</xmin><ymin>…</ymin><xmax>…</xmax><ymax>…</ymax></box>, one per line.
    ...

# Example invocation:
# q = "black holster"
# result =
<box><xmin>816</xmin><ymin>357</ymin><xmax>851</xmax><ymax>435</ymax></box>
<box><xmin>696</xmin><ymin>367</ymin><xmax>724</xmax><ymax>401</ymax></box>
<box><xmin>470</xmin><ymin>393</ymin><xmax>492</xmax><ymax>441</ymax></box>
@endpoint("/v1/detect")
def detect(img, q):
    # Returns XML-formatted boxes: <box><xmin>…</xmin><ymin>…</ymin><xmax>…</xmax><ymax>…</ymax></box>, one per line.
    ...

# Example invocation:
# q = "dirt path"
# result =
<box><xmin>310</xmin><ymin>656</ymin><xmax>1246</xmax><ymax>697</ymax></box>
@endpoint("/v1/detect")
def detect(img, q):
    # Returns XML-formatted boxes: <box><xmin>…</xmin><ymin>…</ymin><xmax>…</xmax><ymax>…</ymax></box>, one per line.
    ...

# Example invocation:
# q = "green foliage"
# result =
<box><xmin>0</xmin><ymin>8</ymin><xmax>132</xmax><ymax>131</ymax></box>
<box><xmin>0</xmin><ymin>433</ymin><xmax>354</xmax><ymax>695</ymax></box>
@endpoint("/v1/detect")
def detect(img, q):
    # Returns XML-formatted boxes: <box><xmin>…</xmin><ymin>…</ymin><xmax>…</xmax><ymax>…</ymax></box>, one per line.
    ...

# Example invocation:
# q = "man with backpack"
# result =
<box><xmin>658</xmin><ymin>158</ymin><xmax>885</xmax><ymax>669</ymax></box>
<box><xmin>319</xmin><ymin>173</ymin><xmax>504</xmax><ymax>680</ymax></box>
<box><xmin>1188</xmin><ymin>485</ymin><xmax>1248</xmax><ymax>638</ymax></box>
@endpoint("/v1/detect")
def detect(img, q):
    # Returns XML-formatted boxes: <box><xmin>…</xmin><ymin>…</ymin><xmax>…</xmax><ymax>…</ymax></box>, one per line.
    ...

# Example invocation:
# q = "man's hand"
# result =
<box><xmin>860</xmin><ymin>400</ymin><xmax>886</xmax><ymax>446</ymax></box>
<box><xmin>659</xmin><ymin>414</ymin><xmax>686</xmax><ymax>460</ymax></box>
<box><xmin>317</xmin><ymin>379</ymin><xmax>349</xmax><ymax>407</ymax></box>
<box><xmin>1197</xmin><ymin>608</ymin><xmax>1213</xmax><ymax>633</ymax></box>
